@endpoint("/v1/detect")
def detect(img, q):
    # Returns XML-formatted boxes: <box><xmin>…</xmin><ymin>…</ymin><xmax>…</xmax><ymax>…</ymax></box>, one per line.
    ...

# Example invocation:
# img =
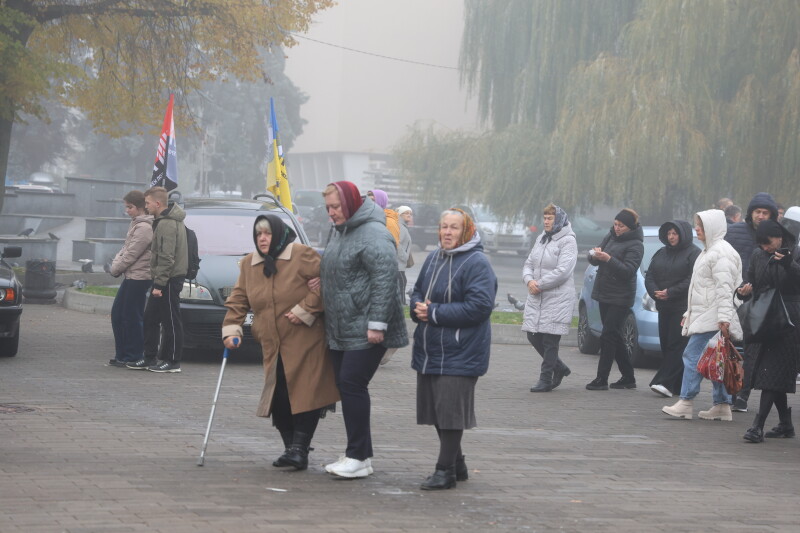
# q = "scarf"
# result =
<box><xmin>330</xmin><ymin>180</ymin><xmax>363</xmax><ymax>221</ymax></box>
<box><xmin>540</xmin><ymin>205</ymin><xmax>570</xmax><ymax>244</ymax></box>
<box><xmin>253</xmin><ymin>214</ymin><xmax>296</xmax><ymax>277</ymax></box>
<box><xmin>444</xmin><ymin>207</ymin><xmax>476</xmax><ymax>248</ymax></box>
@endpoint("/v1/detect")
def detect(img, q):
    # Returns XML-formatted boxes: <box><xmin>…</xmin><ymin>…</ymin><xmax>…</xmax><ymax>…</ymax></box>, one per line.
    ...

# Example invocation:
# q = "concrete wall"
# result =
<box><xmin>65</xmin><ymin>177</ymin><xmax>147</xmax><ymax>218</ymax></box>
<box><xmin>0</xmin><ymin>237</ymin><xmax>58</xmax><ymax>264</ymax></box>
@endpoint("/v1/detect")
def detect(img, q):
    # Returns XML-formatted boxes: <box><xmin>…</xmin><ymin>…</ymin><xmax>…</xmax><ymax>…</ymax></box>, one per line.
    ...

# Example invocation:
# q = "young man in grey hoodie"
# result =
<box><xmin>127</xmin><ymin>186</ymin><xmax>188</xmax><ymax>373</ymax></box>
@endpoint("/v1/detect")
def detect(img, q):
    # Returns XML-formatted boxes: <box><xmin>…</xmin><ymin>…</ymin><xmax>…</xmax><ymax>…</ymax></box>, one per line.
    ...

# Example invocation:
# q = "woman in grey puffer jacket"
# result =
<box><xmin>320</xmin><ymin>181</ymin><xmax>408</xmax><ymax>479</ymax></box>
<box><xmin>522</xmin><ymin>204</ymin><xmax>577</xmax><ymax>392</ymax></box>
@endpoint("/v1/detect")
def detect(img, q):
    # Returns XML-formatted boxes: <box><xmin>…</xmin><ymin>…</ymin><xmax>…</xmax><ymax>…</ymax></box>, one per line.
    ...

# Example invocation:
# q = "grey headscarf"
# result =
<box><xmin>540</xmin><ymin>205</ymin><xmax>569</xmax><ymax>243</ymax></box>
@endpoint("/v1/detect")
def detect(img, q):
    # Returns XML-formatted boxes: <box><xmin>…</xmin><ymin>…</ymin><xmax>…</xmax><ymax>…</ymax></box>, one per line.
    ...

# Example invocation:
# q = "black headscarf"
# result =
<box><xmin>253</xmin><ymin>214</ymin><xmax>296</xmax><ymax>277</ymax></box>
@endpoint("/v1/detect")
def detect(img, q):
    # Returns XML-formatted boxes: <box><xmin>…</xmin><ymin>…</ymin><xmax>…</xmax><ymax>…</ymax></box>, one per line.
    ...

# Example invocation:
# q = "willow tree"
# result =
<box><xmin>399</xmin><ymin>0</ymin><xmax>800</xmax><ymax>220</ymax></box>
<box><xmin>0</xmin><ymin>0</ymin><xmax>333</xmax><ymax>212</ymax></box>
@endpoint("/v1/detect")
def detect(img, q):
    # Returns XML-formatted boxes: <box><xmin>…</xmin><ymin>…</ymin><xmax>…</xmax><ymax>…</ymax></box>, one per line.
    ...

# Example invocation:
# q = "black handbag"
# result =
<box><xmin>736</xmin><ymin>286</ymin><xmax>795</xmax><ymax>343</ymax></box>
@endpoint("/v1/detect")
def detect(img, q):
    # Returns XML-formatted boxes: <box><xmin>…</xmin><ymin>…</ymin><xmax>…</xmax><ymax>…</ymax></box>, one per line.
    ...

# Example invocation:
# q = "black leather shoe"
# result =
<box><xmin>585</xmin><ymin>378</ymin><xmax>608</xmax><ymax>391</ymax></box>
<box><xmin>420</xmin><ymin>465</ymin><xmax>456</xmax><ymax>491</ymax></box>
<box><xmin>455</xmin><ymin>455</ymin><xmax>468</xmax><ymax>482</ymax></box>
<box><xmin>530</xmin><ymin>380</ymin><xmax>553</xmax><ymax>392</ymax></box>
<box><xmin>609</xmin><ymin>377</ymin><xmax>636</xmax><ymax>389</ymax></box>
<box><xmin>552</xmin><ymin>366</ymin><xmax>571</xmax><ymax>389</ymax></box>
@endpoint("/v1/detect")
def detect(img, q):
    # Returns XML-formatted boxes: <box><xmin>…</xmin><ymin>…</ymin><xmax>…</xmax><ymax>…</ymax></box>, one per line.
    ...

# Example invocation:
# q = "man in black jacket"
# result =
<box><xmin>724</xmin><ymin>192</ymin><xmax>779</xmax><ymax>412</ymax></box>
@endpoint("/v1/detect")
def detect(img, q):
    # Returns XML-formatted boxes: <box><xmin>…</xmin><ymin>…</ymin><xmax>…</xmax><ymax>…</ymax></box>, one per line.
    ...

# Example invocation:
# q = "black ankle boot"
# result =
<box><xmin>765</xmin><ymin>407</ymin><xmax>795</xmax><ymax>438</ymax></box>
<box><xmin>283</xmin><ymin>431</ymin><xmax>313</xmax><ymax>470</ymax></box>
<box><xmin>743</xmin><ymin>413</ymin><xmax>766</xmax><ymax>443</ymax></box>
<box><xmin>455</xmin><ymin>455</ymin><xmax>468</xmax><ymax>482</ymax></box>
<box><xmin>530</xmin><ymin>375</ymin><xmax>553</xmax><ymax>393</ymax></box>
<box><xmin>420</xmin><ymin>464</ymin><xmax>456</xmax><ymax>491</ymax></box>
<box><xmin>272</xmin><ymin>428</ymin><xmax>295</xmax><ymax>467</ymax></box>
<box><xmin>552</xmin><ymin>366</ymin><xmax>571</xmax><ymax>389</ymax></box>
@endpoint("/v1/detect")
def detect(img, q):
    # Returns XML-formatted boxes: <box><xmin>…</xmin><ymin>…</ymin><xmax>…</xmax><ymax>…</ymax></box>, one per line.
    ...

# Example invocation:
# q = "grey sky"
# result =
<box><xmin>284</xmin><ymin>0</ymin><xmax>479</xmax><ymax>154</ymax></box>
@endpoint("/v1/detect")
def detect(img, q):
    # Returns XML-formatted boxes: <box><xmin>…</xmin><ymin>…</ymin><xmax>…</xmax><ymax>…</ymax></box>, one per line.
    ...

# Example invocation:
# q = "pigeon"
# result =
<box><xmin>507</xmin><ymin>293</ymin><xmax>525</xmax><ymax>311</ymax></box>
<box><xmin>72</xmin><ymin>280</ymin><xmax>86</xmax><ymax>290</ymax></box>
<box><xmin>48</xmin><ymin>232</ymin><xmax>60</xmax><ymax>241</ymax></box>
<box><xmin>17</xmin><ymin>228</ymin><xmax>34</xmax><ymax>237</ymax></box>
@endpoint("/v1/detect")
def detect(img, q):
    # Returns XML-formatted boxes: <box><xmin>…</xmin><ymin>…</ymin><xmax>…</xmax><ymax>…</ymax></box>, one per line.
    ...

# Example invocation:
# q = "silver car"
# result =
<box><xmin>177</xmin><ymin>194</ymin><xmax>309</xmax><ymax>357</ymax></box>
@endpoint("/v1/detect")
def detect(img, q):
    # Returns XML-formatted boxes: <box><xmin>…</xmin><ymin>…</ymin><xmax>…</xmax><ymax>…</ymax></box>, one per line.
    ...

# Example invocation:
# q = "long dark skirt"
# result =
<box><xmin>417</xmin><ymin>373</ymin><xmax>478</xmax><ymax>430</ymax></box>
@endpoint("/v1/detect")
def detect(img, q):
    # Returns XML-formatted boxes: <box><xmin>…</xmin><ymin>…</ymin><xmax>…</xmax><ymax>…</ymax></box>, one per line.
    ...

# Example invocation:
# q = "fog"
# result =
<box><xmin>284</xmin><ymin>0</ymin><xmax>479</xmax><ymax>154</ymax></box>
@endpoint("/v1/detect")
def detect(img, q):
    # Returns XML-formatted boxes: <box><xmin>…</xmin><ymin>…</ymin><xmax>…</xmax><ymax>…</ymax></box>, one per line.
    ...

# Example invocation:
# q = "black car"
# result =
<box><xmin>0</xmin><ymin>245</ymin><xmax>23</xmax><ymax>356</ymax></box>
<box><xmin>176</xmin><ymin>194</ymin><xmax>309</xmax><ymax>357</ymax></box>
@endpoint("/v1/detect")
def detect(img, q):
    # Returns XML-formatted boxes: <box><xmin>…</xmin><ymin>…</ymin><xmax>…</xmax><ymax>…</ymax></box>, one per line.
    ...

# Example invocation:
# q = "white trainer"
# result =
<box><xmin>324</xmin><ymin>455</ymin><xmax>346</xmax><ymax>473</ymax></box>
<box><xmin>662</xmin><ymin>399</ymin><xmax>693</xmax><ymax>419</ymax></box>
<box><xmin>327</xmin><ymin>457</ymin><xmax>371</xmax><ymax>478</ymax></box>
<box><xmin>698</xmin><ymin>403</ymin><xmax>733</xmax><ymax>421</ymax></box>
<box><xmin>650</xmin><ymin>384</ymin><xmax>673</xmax><ymax>398</ymax></box>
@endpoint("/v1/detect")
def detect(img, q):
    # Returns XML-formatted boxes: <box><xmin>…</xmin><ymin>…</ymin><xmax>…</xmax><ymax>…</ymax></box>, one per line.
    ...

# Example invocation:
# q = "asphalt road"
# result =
<box><xmin>2</xmin><ymin>305</ymin><xmax>799</xmax><ymax>532</ymax></box>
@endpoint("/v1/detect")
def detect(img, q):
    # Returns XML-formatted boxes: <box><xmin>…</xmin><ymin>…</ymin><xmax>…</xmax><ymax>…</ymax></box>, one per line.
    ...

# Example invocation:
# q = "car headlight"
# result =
<box><xmin>180</xmin><ymin>281</ymin><xmax>214</xmax><ymax>302</ymax></box>
<box><xmin>642</xmin><ymin>292</ymin><xmax>658</xmax><ymax>312</ymax></box>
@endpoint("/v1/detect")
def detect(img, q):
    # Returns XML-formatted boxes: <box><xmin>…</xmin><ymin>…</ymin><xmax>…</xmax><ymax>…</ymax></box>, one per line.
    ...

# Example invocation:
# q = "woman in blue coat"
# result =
<box><xmin>410</xmin><ymin>208</ymin><xmax>498</xmax><ymax>491</ymax></box>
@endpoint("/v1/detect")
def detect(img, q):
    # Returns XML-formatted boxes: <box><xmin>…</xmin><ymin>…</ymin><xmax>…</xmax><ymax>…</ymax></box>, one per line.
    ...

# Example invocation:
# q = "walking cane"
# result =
<box><xmin>197</xmin><ymin>338</ymin><xmax>238</xmax><ymax>466</ymax></box>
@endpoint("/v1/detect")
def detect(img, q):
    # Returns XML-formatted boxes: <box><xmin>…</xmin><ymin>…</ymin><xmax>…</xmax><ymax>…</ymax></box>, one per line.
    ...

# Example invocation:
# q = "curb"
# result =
<box><xmin>61</xmin><ymin>288</ymin><xmax>578</xmax><ymax>347</ymax></box>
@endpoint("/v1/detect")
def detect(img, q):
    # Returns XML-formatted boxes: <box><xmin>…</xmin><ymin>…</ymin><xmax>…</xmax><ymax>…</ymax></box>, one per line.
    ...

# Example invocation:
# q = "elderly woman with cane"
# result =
<box><xmin>410</xmin><ymin>208</ymin><xmax>498</xmax><ymax>490</ymax></box>
<box><xmin>221</xmin><ymin>214</ymin><xmax>339</xmax><ymax>470</ymax></box>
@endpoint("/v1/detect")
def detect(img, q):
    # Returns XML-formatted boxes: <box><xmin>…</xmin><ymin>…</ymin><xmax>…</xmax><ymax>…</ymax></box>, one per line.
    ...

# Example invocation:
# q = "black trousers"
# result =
<box><xmin>329</xmin><ymin>344</ymin><xmax>386</xmax><ymax>461</ymax></box>
<box><xmin>649</xmin><ymin>309</ymin><xmax>688</xmax><ymax>394</ymax></box>
<box><xmin>527</xmin><ymin>332</ymin><xmax>568</xmax><ymax>382</ymax></box>
<box><xmin>398</xmin><ymin>272</ymin><xmax>407</xmax><ymax>304</ymax></box>
<box><xmin>596</xmin><ymin>302</ymin><xmax>635</xmax><ymax>381</ymax></box>
<box><xmin>143</xmin><ymin>276</ymin><xmax>184</xmax><ymax>362</ymax></box>
<box><xmin>270</xmin><ymin>355</ymin><xmax>322</xmax><ymax>436</ymax></box>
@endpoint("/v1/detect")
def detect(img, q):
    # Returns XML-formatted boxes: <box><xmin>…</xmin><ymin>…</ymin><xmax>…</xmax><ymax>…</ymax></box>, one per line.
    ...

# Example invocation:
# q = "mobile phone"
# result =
<box><xmin>776</xmin><ymin>247</ymin><xmax>790</xmax><ymax>255</ymax></box>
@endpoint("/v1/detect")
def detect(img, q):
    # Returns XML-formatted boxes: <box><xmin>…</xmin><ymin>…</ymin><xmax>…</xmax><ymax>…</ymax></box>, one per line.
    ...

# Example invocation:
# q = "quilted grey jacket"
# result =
<box><xmin>320</xmin><ymin>198</ymin><xmax>409</xmax><ymax>351</ymax></box>
<box><xmin>521</xmin><ymin>224</ymin><xmax>578</xmax><ymax>335</ymax></box>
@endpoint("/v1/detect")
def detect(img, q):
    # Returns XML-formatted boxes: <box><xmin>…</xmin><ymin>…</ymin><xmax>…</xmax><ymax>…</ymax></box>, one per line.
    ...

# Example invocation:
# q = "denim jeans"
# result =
<box><xmin>679</xmin><ymin>330</ymin><xmax>732</xmax><ymax>404</ymax></box>
<box><xmin>111</xmin><ymin>278</ymin><xmax>152</xmax><ymax>362</ymax></box>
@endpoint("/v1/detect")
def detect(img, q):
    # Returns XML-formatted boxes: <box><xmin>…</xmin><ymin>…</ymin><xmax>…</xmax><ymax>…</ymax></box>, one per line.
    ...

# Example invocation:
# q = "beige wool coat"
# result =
<box><xmin>222</xmin><ymin>243</ymin><xmax>339</xmax><ymax>416</ymax></box>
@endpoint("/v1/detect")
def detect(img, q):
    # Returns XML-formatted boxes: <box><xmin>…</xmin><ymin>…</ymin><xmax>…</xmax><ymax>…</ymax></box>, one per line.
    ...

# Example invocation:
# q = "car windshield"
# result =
<box><xmin>185</xmin><ymin>212</ymin><xmax>297</xmax><ymax>256</ymax></box>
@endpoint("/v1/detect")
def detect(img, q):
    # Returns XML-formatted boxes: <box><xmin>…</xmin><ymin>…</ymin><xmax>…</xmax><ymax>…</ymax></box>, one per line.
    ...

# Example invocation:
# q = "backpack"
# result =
<box><xmin>185</xmin><ymin>226</ymin><xmax>201</xmax><ymax>280</ymax></box>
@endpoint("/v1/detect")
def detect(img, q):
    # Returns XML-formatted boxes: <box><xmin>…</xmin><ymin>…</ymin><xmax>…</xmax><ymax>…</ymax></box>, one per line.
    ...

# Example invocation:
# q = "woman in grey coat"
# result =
<box><xmin>319</xmin><ymin>180</ymin><xmax>408</xmax><ymax>479</ymax></box>
<box><xmin>522</xmin><ymin>204</ymin><xmax>577</xmax><ymax>392</ymax></box>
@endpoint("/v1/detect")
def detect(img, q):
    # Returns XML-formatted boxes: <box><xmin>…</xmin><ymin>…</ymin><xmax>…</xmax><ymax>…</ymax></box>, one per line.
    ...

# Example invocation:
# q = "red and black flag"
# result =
<box><xmin>150</xmin><ymin>94</ymin><xmax>178</xmax><ymax>191</ymax></box>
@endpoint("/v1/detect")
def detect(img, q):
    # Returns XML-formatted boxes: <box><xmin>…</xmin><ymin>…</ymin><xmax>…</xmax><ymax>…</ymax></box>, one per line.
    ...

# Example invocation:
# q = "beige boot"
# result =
<box><xmin>662</xmin><ymin>399</ymin><xmax>693</xmax><ymax>419</ymax></box>
<box><xmin>698</xmin><ymin>403</ymin><xmax>732</xmax><ymax>421</ymax></box>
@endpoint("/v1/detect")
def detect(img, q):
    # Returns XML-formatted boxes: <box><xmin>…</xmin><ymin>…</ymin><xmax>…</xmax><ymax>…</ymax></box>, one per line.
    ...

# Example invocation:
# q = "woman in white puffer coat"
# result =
<box><xmin>522</xmin><ymin>204</ymin><xmax>577</xmax><ymax>392</ymax></box>
<box><xmin>662</xmin><ymin>209</ymin><xmax>743</xmax><ymax>421</ymax></box>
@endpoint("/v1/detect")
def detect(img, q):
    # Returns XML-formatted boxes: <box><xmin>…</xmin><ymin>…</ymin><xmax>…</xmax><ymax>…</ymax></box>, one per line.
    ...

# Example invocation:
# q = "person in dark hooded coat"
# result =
<box><xmin>724</xmin><ymin>192</ymin><xmax>779</xmax><ymax>412</ymax></box>
<box><xmin>736</xmin><ymin>219</ymin><xmax>800</xmax><ymax>443</ymax></box>
<box><xmin>645</xmin><ymin>221</ymin><xmax>701</xmax><ymax>398</ymax></box>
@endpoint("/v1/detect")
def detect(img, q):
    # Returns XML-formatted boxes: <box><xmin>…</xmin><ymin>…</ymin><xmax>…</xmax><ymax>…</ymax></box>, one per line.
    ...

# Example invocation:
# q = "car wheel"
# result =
<box><xmin>577</xmin><ymin>304</ymin><xmax>601</xmax><ymax>355</ymax></box>
<box><xmin>0</xmin><ymin>329</ymin><xmax>20</xmax><ymax>357</ymax></box>
<box><xmin>622</xmin><ymin>312</ymin><xmax>645</xmax><ymax>367</ymax></box>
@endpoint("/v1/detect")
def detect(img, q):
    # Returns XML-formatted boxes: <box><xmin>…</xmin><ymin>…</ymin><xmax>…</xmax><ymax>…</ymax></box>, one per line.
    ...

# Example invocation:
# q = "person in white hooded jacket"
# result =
<box><xmin>662</xmin><ymin>209</ymin><xmax>743</xmax><ymax>421</ymax></box>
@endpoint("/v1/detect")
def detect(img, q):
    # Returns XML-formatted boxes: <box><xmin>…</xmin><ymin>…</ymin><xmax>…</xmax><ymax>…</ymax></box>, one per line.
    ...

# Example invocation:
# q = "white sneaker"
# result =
<box><xmin>698</xmin><ymin>403</ymin><xmax>733</xmax><ymax>421</ymax></box>
<box><xmin>662</xmin><ymin>399</ymin><xmax>693</xmax><ymax>419</ymax></box>
<box><xmin>324</xmin><ymin>455</ymin><xmax>346</xmax><ymax>473</ymax></box>
<box><xmin>650</xmin><ymin>384</ymin><xmax>673</xmax><ymax>398</ymax></box>
<box><xmin>327</xmin><ymin>457</ymin><xmax>371</xmax><ymax>478</ymax></box>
